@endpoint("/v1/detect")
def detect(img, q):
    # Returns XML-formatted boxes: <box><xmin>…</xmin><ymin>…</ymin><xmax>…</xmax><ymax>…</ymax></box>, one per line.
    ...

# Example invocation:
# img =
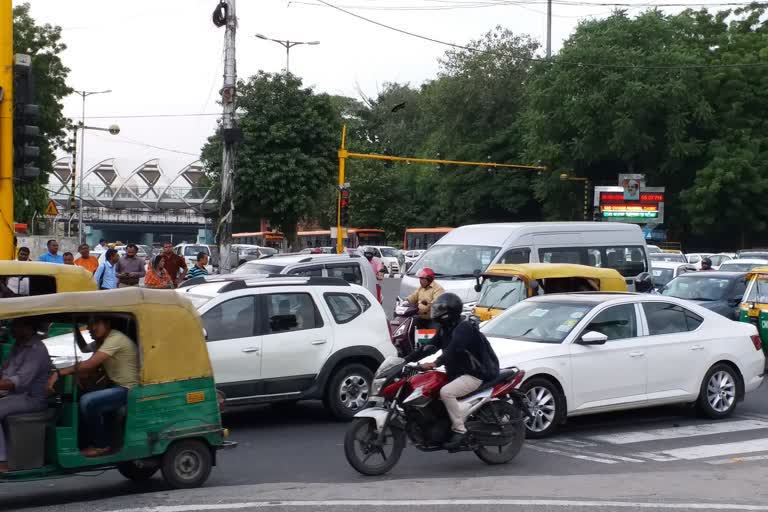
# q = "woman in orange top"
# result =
<box><xmin>144</xmin><ymin>255</ymin><xmax>173</xmax><ymax>289</ymax></box>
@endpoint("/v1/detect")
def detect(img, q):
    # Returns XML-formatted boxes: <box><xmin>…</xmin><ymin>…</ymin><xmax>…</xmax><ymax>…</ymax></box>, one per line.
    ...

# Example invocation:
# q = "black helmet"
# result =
<box><xmin>701</xmin><ymin>257</ymin><xmax>713</xmax><ymax>268</ymax></box>
<box><xmin>430</xmin><ymin>293</ymin><xmax>463</xmax><ymax>323</ymax></box>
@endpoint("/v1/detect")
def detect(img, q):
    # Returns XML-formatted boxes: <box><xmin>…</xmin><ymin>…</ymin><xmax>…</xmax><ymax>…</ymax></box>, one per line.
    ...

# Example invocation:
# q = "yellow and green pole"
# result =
<box><xmin>336</xmin><ymin>124</ymin><xmax>347</xmax><ymax>255</ymax></box>
<box><xmin>0</xmin><ymin>0</ymin><xmax>14</xmax><ymax>260</ymax></box>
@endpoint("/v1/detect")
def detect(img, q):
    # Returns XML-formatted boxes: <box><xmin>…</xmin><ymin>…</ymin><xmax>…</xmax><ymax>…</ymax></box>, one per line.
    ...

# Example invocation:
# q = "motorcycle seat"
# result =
<box><xmin>460</xmin><ymin>367</ymin><xmax>519</xmax><ymax>398</ymax></box>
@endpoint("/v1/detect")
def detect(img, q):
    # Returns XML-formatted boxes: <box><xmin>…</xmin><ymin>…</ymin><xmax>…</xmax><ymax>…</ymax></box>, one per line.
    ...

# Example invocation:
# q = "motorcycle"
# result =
<box><xmin>344</xmin><ymin>356</ymin><xmax>528</xmax><ymax>476</ymax></box>
<box><xmin>390</xmin><ymin>299</ymin><xmax>420</xmax><ymax>357</ymax></box>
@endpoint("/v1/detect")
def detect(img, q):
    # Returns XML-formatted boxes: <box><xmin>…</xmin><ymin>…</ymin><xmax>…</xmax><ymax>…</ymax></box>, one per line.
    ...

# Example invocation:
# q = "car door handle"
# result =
<box><xmin>628</xmin><ymin>351</ymin><xmax>645</xmax><ymax>358</ymax></box>
<box><xmin>691</xmin><ymin>345</ymin><xmax>704</xmax><ymax>351</ymax></box>
<box><xmin>242</xmin><ymin>347</ymin><xmax>260</xmax><ymax>353</ymax></box>
<box><xmin>311</xmin><ymin>339</ymin><xmax>327</xmax><ymax>345</ymax></box>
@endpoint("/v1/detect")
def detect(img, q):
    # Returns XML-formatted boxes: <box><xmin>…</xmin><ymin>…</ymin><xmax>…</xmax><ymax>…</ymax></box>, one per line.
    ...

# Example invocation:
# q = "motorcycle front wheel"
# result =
<box><xmin>344</xmin><ymin>418</ymin><xmax>406</xmax><ymax>476</ymax></box>
<box><xmin>473</xmin><ymin>400</ymin><xmax>526</xmax><ymax>465</ymax></box>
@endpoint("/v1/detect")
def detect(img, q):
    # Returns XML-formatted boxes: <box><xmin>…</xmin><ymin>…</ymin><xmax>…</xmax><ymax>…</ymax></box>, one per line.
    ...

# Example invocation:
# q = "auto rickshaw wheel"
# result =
<box><xmin>161</xmin><ymin>439</ymin><xmax>213</xmax><ymax>489</ymax></box>
<box><xmin>117</xmin><ymin>460</ymin><xmax>159</xmax><ymax>482</ymax></box>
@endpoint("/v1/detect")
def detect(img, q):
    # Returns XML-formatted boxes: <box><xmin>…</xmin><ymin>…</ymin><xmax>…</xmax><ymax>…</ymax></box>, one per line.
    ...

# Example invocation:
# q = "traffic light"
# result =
<box><xmin>13</xmin><ymin>54</ymin><xmax>40</xmax><ymax>182</ymax></box>
<box><xmin>339</xmin><ymin>185</ymin><xmax>350</xmax><ymax>226</ymax></box>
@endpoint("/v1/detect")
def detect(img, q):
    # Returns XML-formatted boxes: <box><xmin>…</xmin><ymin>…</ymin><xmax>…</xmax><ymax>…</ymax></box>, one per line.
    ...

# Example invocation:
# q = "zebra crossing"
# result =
<box><xmin>526</xmin><ymin>412</ymin><xmax>768</xmax><ymax>466</ymax></box>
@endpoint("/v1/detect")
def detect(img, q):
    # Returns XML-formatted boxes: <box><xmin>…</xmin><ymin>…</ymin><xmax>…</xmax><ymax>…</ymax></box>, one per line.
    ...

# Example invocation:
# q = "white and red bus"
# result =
<box><xmin>403</xmin><ymin>227</ymin><xmax>453</xmax><ymax>251</ymax></box>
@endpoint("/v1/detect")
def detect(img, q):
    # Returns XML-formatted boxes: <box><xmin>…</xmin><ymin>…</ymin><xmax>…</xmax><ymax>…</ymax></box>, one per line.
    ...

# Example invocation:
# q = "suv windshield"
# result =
<box><xmin>233</xmin><ymin>262</ymin><xmax>287</xmax><ymax>275</ymax></box>
<box><xmin>379</xmin><ymin>247</ymin><xmax>397</xmax><ymax>258</ymax></box>
<box><xmin>183</xmin><ymin>245</ymin><xmax>210</xmax><ymax>257</ymax></box>
<box><xmin>662</xmin><ymin>275</ymin><xmax>732</xmax><ymax>301</ymax></box>
<box><xmin>477</xmin><ymin>277</ymin><xmax>526</xmax><ymax>310</ymax></box>
<box><xmin>408</xmin><ymin>245</ymin><xmax>500</xmax><ymax>278</ymax></box>
<box><xmin>483</xmin><ymin>300</ymin><xmax>594</xmax><ymax>344</ymax></box>
<box><xmin>649</xmin><ymin>253</ymin><xmax>686</xmax><ymax>263</ymax></box>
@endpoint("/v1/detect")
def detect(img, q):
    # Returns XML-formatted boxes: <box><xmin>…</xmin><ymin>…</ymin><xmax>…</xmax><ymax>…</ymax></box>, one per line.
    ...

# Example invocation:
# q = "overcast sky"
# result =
<box><xmin>16</xmin><ymin>0</ymin><xmax>698</xmax><ymax>179</ymax></box>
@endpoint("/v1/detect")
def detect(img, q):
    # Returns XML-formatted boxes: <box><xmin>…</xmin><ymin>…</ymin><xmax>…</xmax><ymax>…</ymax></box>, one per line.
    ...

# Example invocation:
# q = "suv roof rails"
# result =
<box><xmin>215</xmin><ymin>276</ymin><xmax>351</xmax><ymax>293</ymax></box>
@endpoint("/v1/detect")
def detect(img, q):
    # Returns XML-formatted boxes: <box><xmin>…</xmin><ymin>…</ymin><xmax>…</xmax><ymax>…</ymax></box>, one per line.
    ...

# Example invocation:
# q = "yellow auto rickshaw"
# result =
<box><xmin>0</xmin><ymin>261</ymin><xmax>96</xmax><ymax>295</ymax></box>
<box><xmin>472</xmin><ymin>263</ymin><xmax>628</xmax><ymax>321</ymax></box>
<box><xmin>0</xmin><ymin>288</ymin><xmax>234</xmax><ymax>488</ymax></box>
<box><xmin>739</xmin><ymin>266</ymin><xmax>768</xmax><ymax>355</ymax></box>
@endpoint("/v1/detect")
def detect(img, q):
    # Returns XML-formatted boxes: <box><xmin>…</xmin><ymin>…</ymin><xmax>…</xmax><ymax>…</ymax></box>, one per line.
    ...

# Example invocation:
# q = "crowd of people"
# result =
<box><xmin>6</xmin><ymin>239</ymin><xmax>212</xmax><ymax>292</ymax></box>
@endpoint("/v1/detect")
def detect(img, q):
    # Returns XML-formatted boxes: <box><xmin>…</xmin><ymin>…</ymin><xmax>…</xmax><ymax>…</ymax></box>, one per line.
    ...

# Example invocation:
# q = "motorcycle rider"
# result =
<box><xmin>406</xmin><ymin>268</ymin><xmax>445</xmax><ymax>327</ymax></box>
<box><xmin>414</xmin><ymin>293</ymin><xmax>500</xmax><ymax>450</ymax></box>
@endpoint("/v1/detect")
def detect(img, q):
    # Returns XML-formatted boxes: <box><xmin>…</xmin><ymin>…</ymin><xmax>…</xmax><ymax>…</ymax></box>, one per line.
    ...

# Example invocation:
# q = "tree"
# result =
<box><xmin>201</xmin><ymin>72</ymin><xmax>340</xmax><ymax>249</ymax></box>
<box><xmin>13</xmin><ymin>3</ymin><xmax>73</xmax><ymax>224</ymax></box>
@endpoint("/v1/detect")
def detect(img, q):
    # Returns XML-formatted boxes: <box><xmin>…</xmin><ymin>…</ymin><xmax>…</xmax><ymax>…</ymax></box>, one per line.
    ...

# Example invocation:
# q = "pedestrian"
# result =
<box><xmin>93</xmin><ymin>249</ymin><xmax>119</xmax><ymax>290</ymax></box>
<box><xmin>0</xmin><ymin>318</ymin><xmax>51</xmax><ymax>472</ymax></box>
<box><xmin>160</xmin><ymin>242</ymin><xmax>187</xmax><ymax>287</ymax></box>
<box><xmin>74</xmin><ymin>243</ymin><xmax>99</xmax><ymax>274</ymax></box>
<box><xmin>187</xmin><ymin>252</ymin><xmax>209</xmax><ymax>280</ymax></box>
<box><xmin>144</xmin><ymin>255</ymin><xmax>173</xmax><ymax>289</ymax></box>
<box><xmin>63</xmin><ymin>252</ymin><xmax>75</xmax><ymax>265</ymax></box>
<box><xmin>0</xmin><ymin>247</ymin><xmax>31</xmax><ymax>297</ymax></box>
<box><xmin>115</xmin><ymin>244</ymin><xmax>146</xmax><ymax>288</ymax></box>
<box><xmin>38</xmin><ymin>239</ymin><xmax>63</xmax><ymax>264</ymax></box>
<box><xmin>94</xmin><ymin>239</ymin><xmax>108</xmax><ymax>252</ymax></box>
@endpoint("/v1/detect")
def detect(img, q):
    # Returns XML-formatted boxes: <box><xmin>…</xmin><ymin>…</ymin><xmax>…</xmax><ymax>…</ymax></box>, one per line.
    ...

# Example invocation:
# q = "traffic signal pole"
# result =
<box><xmin>336</xmin><ymin>125</ymin><xmax>347</xmax><ymax>255</ymax></box>
<box><xmin>0</xmin><ymin>0</ymin><xmax>14</xmax><ymax>260</ymax></box>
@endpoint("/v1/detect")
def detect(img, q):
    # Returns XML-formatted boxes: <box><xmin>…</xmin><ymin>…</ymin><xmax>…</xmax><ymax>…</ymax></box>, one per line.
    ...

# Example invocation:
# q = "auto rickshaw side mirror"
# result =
<box><xmin>474</xmin><ymin>282</ymin><xmax>482</xmax><ymax>293</ymax></box>
<box><xmin>203</xmin><ymin>328</ymin><xmax>208</xmax><ymax>341</ymax></box>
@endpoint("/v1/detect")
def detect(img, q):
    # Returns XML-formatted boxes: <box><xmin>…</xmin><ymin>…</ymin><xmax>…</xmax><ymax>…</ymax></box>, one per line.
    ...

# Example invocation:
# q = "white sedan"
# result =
<box><xmin>482</xmin><ymin>293</ymin><xmax>765</xmax><ymax>438</ymax></box>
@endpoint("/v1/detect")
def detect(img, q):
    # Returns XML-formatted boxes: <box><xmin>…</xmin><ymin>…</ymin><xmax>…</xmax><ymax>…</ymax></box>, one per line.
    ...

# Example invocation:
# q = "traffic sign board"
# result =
<box><xmin>45</xmin><ymin>200</ymin><xmax>59</xmax><ymax>216</ymax></box>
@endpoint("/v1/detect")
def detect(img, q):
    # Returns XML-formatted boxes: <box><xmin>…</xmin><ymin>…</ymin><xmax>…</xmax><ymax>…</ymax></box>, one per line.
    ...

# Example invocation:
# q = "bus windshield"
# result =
<box><xmin>408</xmin><ymin>245</ymin><xmax>500</xmax><ymax>278</ymax></box>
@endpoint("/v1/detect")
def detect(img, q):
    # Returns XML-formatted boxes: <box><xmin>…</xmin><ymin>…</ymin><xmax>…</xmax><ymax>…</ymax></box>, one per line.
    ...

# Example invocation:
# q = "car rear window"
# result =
<box><xmin>233</xmin><ymin>262</ymin><xmax>286</xmax><ymax>275</ymax></box>
<box><xmin>324</xmin><ymin>293</ymin><xmax>363</xmax><ymax>324</ymax></box>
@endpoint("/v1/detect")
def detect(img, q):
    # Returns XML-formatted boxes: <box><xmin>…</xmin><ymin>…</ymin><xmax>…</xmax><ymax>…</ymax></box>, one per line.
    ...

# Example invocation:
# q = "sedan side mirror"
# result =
<box><xmin>579</xmin><ymin>331</ymin><xmax>608</xmax><ymax>345</ymax></box>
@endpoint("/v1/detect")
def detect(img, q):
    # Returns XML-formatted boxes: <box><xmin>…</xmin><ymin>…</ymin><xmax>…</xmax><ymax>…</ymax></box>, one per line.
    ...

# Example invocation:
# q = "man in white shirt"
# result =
<box><xmin>1</xmin><ymin>247</ymin><xmax>30</xmax><ymax>297</ymax></box>
<box><xmin>94</xmin><ymin>239</ymin><xmax>108</xmax><ymax>252</ymax></box>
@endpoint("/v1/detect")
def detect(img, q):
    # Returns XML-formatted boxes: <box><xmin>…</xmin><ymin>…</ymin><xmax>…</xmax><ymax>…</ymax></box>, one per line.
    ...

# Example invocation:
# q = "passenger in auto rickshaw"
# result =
<box><xmin>47</xmin><ymin>316</ymin><xmax>139</xmax><ymax>457</ymax></box>
<box><xmin>0</xmin><ymin>318</ymin><xmax>50</xmax><ymax>472</ymax></box>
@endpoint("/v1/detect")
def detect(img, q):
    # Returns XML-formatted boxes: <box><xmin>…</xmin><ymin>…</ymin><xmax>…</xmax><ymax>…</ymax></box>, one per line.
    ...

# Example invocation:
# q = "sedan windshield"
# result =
<box><xmin>233</xmin><ymin>262</ymin><xmax>286</xmax><ymax>275</ymax></box>
<box><xmin>483</xmin><ymin>301</ymin><xmax>594</xmax><ymax>344</ymax></box>
<box><xmin>379</xmin><ymin>247</ymin><xmax>397</xmax><ymax>258</ymax></box>
<box><xmin>477</xmin><ymin>277</ymin><xmax>526</xmax><ymax>310</ymax></box>
<box><xmin>651</xmin><ymin>267</ymin><xmax>675</xmax><ymax>288</ymax></box>
<box><xmin>649</xmin><ymin>253</ymin><xmax>687</xmax><ymax>263</ymax></box>
<box><xmin>662</xmin><ymin>275</ymin><xmax>733</xmax><ymax>301</ymax></box>
<box><xmin>408</xmin><ymin>245</ymin><xmax>500</xmax><ymax>278</ymax></box>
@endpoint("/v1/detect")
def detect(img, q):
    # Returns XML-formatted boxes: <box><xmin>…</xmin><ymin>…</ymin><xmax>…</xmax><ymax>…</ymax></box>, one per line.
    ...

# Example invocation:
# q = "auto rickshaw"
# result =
<box><xmin>472</xmin><ymin>263</ymin><xmax>628</xmax><ymax>321</ymax></box>
<box><xmin>0</xmin><ymin>288</ymin><xmax>234</xmax><ymax>488</ymax></box>
<box><xmin>739</xmin><ymin>266</ymin><xmax>768</xmax><ymax>355</ymax></box>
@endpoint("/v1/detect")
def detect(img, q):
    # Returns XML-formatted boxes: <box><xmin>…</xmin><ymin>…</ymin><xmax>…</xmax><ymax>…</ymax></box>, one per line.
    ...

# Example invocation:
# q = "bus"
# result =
<box><xmin>297</xmin><ymin>230</ymin><xmax>333</xmax><ymax>250</ymax></box>
<box><xmin>347</xmin><ymin>228</ymin><xmax>386</xmax><ymax>249</ymax></box>
<box><xmin>403</xmin><ymin>227</ymin><xmax>453</xmax><ymax>251</ymax></box>
<box><xmin>232</xmin><ymin>231</ymin><xmax>286</xmax><ymax>251</ymax></box>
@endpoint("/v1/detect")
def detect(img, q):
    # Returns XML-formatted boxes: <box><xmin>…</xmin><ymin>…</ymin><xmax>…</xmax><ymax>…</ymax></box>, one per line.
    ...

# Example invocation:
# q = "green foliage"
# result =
<box><xmin>12</xmin><ymin>3</ymin><xmax>72</xmax><ymax>224</ymax></box>
<box><xmin>201</xmin><ymin>72</ymin><xmax>340</xmax><ymax>248</ymax></box>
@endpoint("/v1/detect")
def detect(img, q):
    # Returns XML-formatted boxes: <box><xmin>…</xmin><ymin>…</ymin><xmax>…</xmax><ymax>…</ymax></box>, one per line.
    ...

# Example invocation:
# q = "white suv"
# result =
<box><xmin>178</xmin><ymin>276</ymin><xmax>396</xmax><ymax>418</ymax></box>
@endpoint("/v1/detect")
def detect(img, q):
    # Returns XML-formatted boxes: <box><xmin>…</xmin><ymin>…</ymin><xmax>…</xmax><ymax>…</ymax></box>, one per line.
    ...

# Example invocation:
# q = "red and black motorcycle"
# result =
<box><xmin>344</xmin><ymin>356</ymin><xmax>528</xmax><ymax>476</ymax></box>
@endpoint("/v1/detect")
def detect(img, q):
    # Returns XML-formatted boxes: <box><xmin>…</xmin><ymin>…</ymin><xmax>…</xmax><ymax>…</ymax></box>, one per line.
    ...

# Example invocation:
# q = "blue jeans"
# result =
<box><xmin>80</xmin><ymin>387</ymin><xmax>128</xmax><ymax>449</ymax></box>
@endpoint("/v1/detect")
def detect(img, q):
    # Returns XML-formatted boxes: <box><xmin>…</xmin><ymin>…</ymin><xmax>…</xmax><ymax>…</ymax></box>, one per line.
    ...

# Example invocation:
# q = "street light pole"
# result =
<box><xmin>255</xmin><ymin>33</ymin><xmax>320</xmax><ymax>73</ymax></box>
<box><xmin>73</xmin><ymin>89</ymin><xmax>111</xmax><ymax>244</ymax></box>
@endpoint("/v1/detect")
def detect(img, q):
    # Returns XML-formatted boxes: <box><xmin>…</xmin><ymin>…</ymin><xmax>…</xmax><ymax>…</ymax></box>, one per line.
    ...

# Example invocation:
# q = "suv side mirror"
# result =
<box><xmin>474</xmin><ymin>271</ymin><xmax>483</xmax><ymax>293</ymax></box>
<box><xmin>579</xmin><ymin>331</ymin><xmax>608</xmax><ymax>345</ymax></box>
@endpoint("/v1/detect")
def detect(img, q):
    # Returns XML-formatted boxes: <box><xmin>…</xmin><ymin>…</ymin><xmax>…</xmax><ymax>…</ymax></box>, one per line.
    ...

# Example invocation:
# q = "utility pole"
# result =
<box><xmin>214</xmin><ymin>0</ymin><xmax>239</xmax><ymax>273</ymax></box>
<box><xmin>546</xmin><ymin>0</ymin><xmax>552</xmax><ymax>58</ymax></box>
<box><xmin>0</xmin><ymin>0</ymin><xmax>13</xmax><ymax>260</ymax></box>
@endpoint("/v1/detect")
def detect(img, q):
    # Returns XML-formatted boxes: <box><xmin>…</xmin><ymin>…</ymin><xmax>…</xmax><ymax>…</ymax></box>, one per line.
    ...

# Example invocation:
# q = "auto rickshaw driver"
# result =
<box><xmin>48</xmin><ymin>316</ymin><xmax>139</xmax><ymax>458</ymax></box>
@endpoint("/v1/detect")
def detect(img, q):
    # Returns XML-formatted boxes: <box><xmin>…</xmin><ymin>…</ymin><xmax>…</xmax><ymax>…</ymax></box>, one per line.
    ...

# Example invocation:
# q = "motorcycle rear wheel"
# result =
<box><xmin>344</xmin><ymin>418</ymin><xmax>406</xmax><ymax>476</ymax></box>
<box><xmin>473</xmin><ymin>401</ymin><xmax>526</xmax><ymax>465</ymax></box>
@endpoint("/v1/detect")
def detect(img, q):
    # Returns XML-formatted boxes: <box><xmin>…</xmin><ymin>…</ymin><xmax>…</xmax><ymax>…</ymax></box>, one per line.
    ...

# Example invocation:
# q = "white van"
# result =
<box><xmin>400</xmin><ymin>222</ymin><xmax>650</xmax><ymax>303</ymax></box>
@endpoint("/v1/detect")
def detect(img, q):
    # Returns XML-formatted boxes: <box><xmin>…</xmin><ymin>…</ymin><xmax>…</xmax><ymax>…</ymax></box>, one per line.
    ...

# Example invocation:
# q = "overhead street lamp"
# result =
<box><xmin>255</xmin><ymin>33</ymin><xmax>320</xmax><ymax>73</ymax></box>
<box><xmin>72</xmin><ymin>89</ymin><xmax>111</xmax><ymax>243</ymax></box>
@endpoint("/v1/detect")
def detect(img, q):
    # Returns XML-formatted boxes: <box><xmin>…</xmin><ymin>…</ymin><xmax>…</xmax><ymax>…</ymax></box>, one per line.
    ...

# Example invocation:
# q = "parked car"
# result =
<box><xmin>174</xmin><ymin>243</ymin><xmax>213</xmax><ymax>273</ymax></box>
<box><xmin>230</xmin><ymin>253</ymin><xmax>378</xmax><ymax>297</ymax></box>
<box><xmin>708</xmin><ymin>253</ymin><xmax>734</xmax><ymax>270</ymax></box>
<box><xmin>476</xmin><ymin>293</ymin><xmax>765</xmax><ymax>437</ymax></box>
<box><xmin>44</xmin><ymin>276</ymin><xmax>396</xmax><ymax>419</ymax></box>
<box><xmin>650</xmin><ymin>261</ymin><xmax>697</xmax><ymax>291</ymax></box>
<box><xmin>737</xmin><ymin>250</ymin><xmax>768</xmax><ymax>260</ymax></box>
<box><xmin>649</xmin><ymin>252</ymin><xmax>688</xmax><ymax>264</ymax></box>
<box><xmin>718</xmin><ymin>258</ymin><xmax>768</xmax><ymax>273</ymax></box>
<box><xmin>646</xmin><ymin>244</ymin><xmax>662</xmax><ymax>254</ymax></box>
<box><xmin>660</xmin><ymin>271</ymin><xmax>748</xmax><ymax>320</ymax></box>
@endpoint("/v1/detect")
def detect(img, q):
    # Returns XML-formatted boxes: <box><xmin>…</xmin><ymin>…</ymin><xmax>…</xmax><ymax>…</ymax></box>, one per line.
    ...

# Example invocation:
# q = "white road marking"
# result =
<box><xmin>707</xmin><ymin>454</ymin><xmax>768</xmax><ymax>465</ymax></box>
<box><xmin>110</xmin><ymin>499</ymin><xmax>768</xmax><ymax>512</ymax></box>
<box><xmin>536</xmin><ymin>441</ymin><xmax>645</xmax><ymax>463</ymax></box>
<box><xmin>655</xmin><ymin>438</ymin><xmax>768</xmax><ymax>460</ymax></box>
<box><xmin>632</xmin><ymin>451</ymin><xmax>681</xmax><ymax>462</ymax></box>
<box><xmin>526</xmin><ymin>443</ymin><xmax>618</xmax><ymax>464</ymax></box>
<box><xmin>546</xmin><ymin>437</ymin><xmax>599</xmax><ymax>448</ymax></box>
<box><xmin>585</xmin><ymin>419</ymin><xmax>768</xmax><ymax>445</ymax></box>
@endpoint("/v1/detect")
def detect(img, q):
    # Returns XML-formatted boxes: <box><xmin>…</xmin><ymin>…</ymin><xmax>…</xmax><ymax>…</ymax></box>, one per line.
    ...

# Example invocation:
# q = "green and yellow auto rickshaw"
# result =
<box><xmin>739</xmin><ymin>266</ymin><xmax>768</xmax><ymax>355</ymax></box>
<box><xmin>0</xmin><ymin>288</ymin><xmax>234</xmax><ymax>488</ymax></box>
<box><xmin>472</xmin><ymin>263</ymin><xmax>628</xmax><ymax>321</ymax></box>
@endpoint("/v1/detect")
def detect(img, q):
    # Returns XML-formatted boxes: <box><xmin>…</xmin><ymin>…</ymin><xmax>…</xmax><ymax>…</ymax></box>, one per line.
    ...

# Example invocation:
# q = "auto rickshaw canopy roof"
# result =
<box><xmin>746</xmin><ymin>266</ymin><xmax>768</xmax><ymax>278</ymax></box>
<box><xmin>0</xmin><ymin>261</ymin><xmax>97</xmax><ymax>293</ymax></box>
<box><xmin>0</xmin><ymin>288</ymin><xmax>212</xmax><ymax>385</ymax></box>
<box><xmin>482</xmin><ymin>263</ymin><xmax>627</xmax><ymax>291</ymax></box>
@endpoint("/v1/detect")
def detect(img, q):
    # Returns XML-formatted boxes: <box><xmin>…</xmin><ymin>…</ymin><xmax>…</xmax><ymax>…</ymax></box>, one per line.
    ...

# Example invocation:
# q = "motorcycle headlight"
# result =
<box><xmin>371</xmin><ymin>377</ymin><xmax>386</xmax><ymax>396</ymax></box>
<box><xmin>393</xmin><ymin>323</ymin><xmax>408</xmax><ymax>338</ymax></box>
